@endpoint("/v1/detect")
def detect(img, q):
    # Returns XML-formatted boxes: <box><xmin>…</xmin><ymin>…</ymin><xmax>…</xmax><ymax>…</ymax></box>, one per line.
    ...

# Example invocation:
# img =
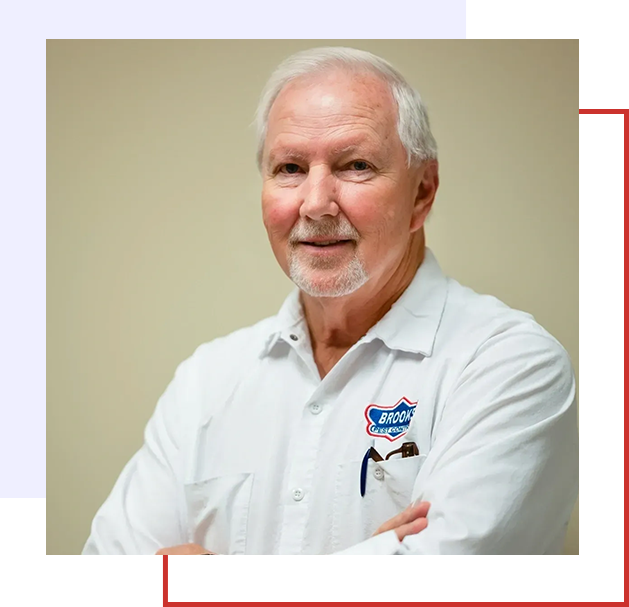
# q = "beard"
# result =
<box><xmin>288</xmin><ymin>253</ymin><xmax>369</xmax><ymax>297</ymax></box>
<box><xmin>285</xmin><ymin>216</ymin><xmax>369</xmax><ymax>297</ymax></box>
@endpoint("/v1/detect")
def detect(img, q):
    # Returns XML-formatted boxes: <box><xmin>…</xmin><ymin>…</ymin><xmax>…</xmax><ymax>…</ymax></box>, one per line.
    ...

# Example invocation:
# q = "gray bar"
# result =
<box><xmin>221</xmin><ymin>556</ymin><xmax>624</xmax><ymax>602</ymax></box>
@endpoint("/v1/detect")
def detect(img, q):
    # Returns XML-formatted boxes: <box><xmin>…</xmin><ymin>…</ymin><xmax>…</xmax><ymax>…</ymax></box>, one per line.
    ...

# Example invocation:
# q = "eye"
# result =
<box><xmin>279</xmin><ymin>163</ymin><xmax>302</xmax><ymax>174</ymax></box>
<box><xmin>348</xmin><ymin>160</ymin><xmax>370</xmax><ymax>171</ymax></box>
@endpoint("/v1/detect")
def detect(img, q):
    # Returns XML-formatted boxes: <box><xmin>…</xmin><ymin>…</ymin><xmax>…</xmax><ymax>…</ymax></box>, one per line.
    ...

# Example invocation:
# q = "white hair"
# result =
<box><xmin>254</xmin><ymin>46</ymin><xmax>438</xmax><ymax>171</ymax></box>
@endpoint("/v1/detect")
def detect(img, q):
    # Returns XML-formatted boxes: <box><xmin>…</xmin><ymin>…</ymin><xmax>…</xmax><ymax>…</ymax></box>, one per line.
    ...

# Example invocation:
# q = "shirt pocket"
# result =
<box><xmin>332</xmin><ymin>454</ymin><xmax>426</xmax><ymax>551</ymax></box>
<box><xmin>184</xmin><ymin>472</ymin><xmax>253</xmax><ymax>555</ymax></box>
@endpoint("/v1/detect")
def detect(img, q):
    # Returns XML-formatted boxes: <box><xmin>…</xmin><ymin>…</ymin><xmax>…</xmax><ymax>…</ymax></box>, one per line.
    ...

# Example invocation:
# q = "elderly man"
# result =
<box><xmin>82</xmin><ymin>47</ymin><xmax>578</xmax><ymax>555</ymax></box>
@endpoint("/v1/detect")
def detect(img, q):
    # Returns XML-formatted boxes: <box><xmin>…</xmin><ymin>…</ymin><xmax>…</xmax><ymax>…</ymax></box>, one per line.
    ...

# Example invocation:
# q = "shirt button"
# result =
<box><xmin>289</xmin><ymin>334</ymin><xmax>299</xmax><ymax>341</ymax></box>
<box><xmin>309</xmin><ymin>402</ymin><xmax>322</xmax><ymax>415</ymax></box>
<box><xmin>373</xmin><ymin>467</ymin><xmax>384</xmax><ymax>481</ymax></box>
<box><xmin>292</xmin><ymin>488</ymin><xmax>304</xmax><ymax>501</ymax></box>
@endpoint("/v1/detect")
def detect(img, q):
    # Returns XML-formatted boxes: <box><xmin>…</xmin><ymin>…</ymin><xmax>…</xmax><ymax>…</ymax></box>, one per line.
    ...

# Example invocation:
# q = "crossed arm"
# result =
<box><xmin>83</xmin><ymin>329</ymin><xmax>577</xmax><ymax>555</ymax></box>
<box><xmin>154</xmin><ymin>501</ymin><xmax>432</xmax><ymax>554</ymax></box>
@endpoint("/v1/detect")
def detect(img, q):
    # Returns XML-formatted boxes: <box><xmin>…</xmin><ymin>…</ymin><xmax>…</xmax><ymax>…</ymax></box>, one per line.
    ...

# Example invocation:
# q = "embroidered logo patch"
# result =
<box><xmin>364</xmin><ymin>397</ymin><xmax>417</xmax><ymax>442</ymax></box>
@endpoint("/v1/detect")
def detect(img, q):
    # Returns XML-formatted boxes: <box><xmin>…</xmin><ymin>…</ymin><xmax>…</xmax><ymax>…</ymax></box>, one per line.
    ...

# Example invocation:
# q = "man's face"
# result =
<box><xmin>261</xmin><ymin>69</ymin><xmax>424</xmax><ymax>298</ymax></box>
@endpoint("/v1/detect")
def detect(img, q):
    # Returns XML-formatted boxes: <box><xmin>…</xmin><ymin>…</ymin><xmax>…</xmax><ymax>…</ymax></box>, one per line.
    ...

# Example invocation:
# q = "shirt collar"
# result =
<box><xmin>365</xmin><ymin>247</ymin><xmax>448</xmax><ymax>356</ymax></box>
<box><xmin>259</xmin><ymin>247</ymin><xmax>448</xmax><ymax>358</ymax></box>
<box><xmin>259</xmin><ymin>288</ymin><xmax>304</xmax><ymax>357</ymax></box>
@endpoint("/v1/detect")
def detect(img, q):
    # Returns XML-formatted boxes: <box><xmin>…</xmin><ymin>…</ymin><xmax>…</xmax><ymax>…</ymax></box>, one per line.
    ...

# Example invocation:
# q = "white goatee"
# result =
<box><xmin>287</xmin><ymin>217</ymin><xmax>369</xmax><ymax>297</ymax></box>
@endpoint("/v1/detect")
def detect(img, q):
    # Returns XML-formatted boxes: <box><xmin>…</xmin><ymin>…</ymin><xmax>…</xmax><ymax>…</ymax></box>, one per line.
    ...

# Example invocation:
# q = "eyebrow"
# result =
<box><xmin>267</xmin><ymin>149</ymin><xmax>309</xmax><ymax>166</ymax></box>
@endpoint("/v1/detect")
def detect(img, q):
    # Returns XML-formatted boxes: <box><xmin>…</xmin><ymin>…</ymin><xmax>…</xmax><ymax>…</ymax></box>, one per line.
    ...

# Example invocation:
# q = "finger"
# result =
<box><xmin>394</xmin><ymin>516</ymin><xmax>428</xmax><ymax>541</ymax></box>
<box><xmin>375</xmin><ymin>501</ymin><xmax>431</xmax><ymax>535</ymax></box>
<box><xmin>408</xmin><ymin>501</ymin><xmax>430</xmax><ymax>519</ymax></box>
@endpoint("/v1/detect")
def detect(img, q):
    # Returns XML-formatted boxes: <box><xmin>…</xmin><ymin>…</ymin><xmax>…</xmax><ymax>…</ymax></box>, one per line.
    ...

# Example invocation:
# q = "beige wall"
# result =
<box><xmin>47</xmin><ymin>40</ymin><xmax>578</xmax><ymax>555</ymax></box>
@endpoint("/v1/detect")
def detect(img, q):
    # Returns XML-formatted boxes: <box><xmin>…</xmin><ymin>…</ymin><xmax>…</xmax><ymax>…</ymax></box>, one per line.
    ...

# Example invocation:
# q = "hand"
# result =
<box><xmin>373</xmin><ymin>501</ymin><xmax>431</xmax><ymax>541</ymax></box>
<box><xmin>155</xmin><ymin>543</ymin><xmax>216</xmax><ymax>555</ymax></box>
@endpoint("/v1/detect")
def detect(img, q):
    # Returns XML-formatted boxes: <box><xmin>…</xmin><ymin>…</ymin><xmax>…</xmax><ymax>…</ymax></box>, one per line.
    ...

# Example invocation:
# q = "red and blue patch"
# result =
<box><xmin>364</xmin><ymin>397</ymin><xmax>417</xmax><ymax>442</ymax></box>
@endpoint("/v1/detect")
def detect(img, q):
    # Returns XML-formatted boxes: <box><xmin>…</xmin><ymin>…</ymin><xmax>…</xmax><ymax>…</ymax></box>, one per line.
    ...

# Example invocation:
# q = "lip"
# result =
<box><xmin>298</xmin><ymin>241</ymin><xmax>353</xmax><ymax>254</ymax></box>
<box><xmin>299</xmin><ymin>238</ymin><xmax>353</xmax><ymax>244</ymax></box>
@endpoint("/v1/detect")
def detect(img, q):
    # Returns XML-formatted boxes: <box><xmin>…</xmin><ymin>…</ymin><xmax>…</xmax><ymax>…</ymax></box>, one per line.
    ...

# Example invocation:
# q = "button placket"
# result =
<box><xmin>277</xmin><ymin>390</ymin><xmax>323</xmax><ymax>553</ymax></box>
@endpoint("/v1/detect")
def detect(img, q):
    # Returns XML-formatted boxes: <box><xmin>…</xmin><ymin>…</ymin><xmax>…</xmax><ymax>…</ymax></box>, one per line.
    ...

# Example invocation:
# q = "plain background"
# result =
<box><xmin>47</xmin><ymin>39</ymin><xmax>578</xmax><ymax>555</ymax></box>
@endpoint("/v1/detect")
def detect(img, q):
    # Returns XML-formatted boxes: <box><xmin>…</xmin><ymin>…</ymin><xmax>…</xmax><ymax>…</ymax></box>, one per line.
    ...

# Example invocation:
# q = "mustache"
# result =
<box><xmin>289</xmin><ymin>220</ymin><xmax>359</xmax><ymax>243</ymax></box>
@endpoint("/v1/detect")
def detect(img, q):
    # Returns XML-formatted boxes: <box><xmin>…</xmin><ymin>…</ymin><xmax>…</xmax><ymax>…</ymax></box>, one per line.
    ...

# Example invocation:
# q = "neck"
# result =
<box><xmin>300</xmin><ymin>236</ymin><xmax>426</xmax><ymax>353</ymax></box>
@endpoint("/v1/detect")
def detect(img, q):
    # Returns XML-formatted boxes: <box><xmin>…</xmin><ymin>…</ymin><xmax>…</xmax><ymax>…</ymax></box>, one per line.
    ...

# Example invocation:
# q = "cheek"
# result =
<box><xmin>339</xmin><ymin>183</ymin><xmax>407</xmax><ymax>239</ymax></box>
<box><xmin>337</xmin><ymin>184</ymin><xmax>375</xmax><ymax>229</ymax></box>
<box><xmin>261</xmin><ymin>189</ymin><xmax>299</xmax><ymax>238</ymax></box>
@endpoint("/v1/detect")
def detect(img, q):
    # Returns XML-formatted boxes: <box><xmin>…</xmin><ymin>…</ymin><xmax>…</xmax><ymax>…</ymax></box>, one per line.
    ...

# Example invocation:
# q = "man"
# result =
<box><xmin>82</xmin><ymin>47</ymin><xmax>578</xmax><ymax>555</ymax></box>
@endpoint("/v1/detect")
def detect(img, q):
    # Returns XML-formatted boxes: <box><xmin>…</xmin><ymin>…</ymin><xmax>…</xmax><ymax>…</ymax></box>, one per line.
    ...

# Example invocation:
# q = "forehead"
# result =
<box><xmin>264</xmin><ymin>69</ymin><xmax>400</xmax><ymax>160</ymax></box>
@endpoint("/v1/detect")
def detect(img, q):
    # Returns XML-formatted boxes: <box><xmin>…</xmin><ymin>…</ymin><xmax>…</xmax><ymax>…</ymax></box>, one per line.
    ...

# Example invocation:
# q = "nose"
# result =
<box><xmin>299</xmin><ymin>167</ymin><xmax>339</xmax><ymax>220</ymax></box>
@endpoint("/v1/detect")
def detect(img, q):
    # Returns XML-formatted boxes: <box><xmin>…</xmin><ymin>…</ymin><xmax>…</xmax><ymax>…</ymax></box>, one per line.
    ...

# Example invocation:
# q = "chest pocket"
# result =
<box><xmin>184</xmin><ymin>472</ymin><xmax>253</xmax><ymax>555</ymax></box>
<box><xmin>331</xmin><ymin>454</ymin><xmax>426</xmax><ymax>552</ymax></box>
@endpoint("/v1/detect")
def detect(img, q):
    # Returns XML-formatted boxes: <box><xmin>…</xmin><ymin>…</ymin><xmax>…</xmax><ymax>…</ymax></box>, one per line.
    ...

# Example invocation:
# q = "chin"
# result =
<box><xmin>289</xmin><ymin>264</ymin><xmax>369</xmax><ymax>298</ymax></box>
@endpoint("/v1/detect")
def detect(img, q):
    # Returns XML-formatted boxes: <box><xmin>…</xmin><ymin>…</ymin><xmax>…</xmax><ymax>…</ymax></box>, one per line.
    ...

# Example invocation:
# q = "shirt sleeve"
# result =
<box><xmin>81</xmin><ymin>362</ymin><xmax>190</xmax><ymax>555</ymax></box>
<box><xmin>335</xmin><ymin>327</ymin><xmax>578</xmax><ymax>555</ymax></box>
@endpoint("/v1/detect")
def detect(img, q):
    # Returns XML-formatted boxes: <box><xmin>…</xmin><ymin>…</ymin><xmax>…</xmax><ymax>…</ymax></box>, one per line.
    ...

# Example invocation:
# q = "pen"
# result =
<box><xmin>360</xmin><ymin>443</ymin><xmax>383</xmax><ymax>497</ymax></box>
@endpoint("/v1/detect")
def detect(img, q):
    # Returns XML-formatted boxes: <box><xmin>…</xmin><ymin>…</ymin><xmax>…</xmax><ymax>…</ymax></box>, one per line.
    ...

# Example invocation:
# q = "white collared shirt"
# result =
<box><xmin>82</xmin><ymin>248</ymin><xmax>578</xmax><ymax>555</ymax></box>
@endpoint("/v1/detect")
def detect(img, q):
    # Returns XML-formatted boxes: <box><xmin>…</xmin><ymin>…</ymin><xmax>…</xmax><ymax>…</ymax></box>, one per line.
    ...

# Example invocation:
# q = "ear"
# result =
<box><xmin>410</xmin><ymin>160</ymin><xmax>439</xmax><ymax>233</ymax></box>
